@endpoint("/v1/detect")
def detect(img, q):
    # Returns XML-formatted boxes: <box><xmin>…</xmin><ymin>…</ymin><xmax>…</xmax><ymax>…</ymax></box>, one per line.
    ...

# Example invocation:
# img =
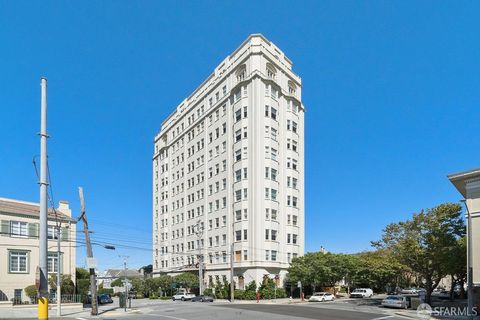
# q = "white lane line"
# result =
<box><xmin>143</xmin><ymin>313</ymin><xmax>190</xmax><ymax>320</ymax></box>
<box><xmin>371</xmin><ymin>316</ymin><xmax>394</xmax><ymax>320</ymax></box>
<box><xmin>76</xmin><ymin>318</ymin><xmax>88</xmax><ymax>320</ymax></box>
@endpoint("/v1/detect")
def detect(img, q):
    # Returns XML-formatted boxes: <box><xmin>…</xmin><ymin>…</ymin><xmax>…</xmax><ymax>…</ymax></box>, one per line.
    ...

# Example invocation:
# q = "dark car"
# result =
<box><xmin>98</xmin><ymin>294</ymin><xmax>113</xmax><ymax>304</ymax></box>
<box><xmin>191</xmin><ymin>295</ymin><xmax>214</xmax><ymax>302</ymax></box>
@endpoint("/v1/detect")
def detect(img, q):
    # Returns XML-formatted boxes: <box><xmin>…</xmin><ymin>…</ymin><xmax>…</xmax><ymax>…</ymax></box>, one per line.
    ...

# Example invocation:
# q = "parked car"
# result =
<box><xmin>381</xmin><ymin>295</ymin><xmax>408</xmax><ymax>309</ymax></box>
<box><xmin>400</xmin><ymin>288</ymin><xmax>418</xmax><ymax>295</ymax></box>
<box><xmin>98</xmin><ymin>294</ymin><xmax>113</xmax><ymax>304</ymax></box>
<box><xmin>308</xmin><ymin>292</ymin><xmax>335</xmax><ymax>302</ymax></box>
<box><xmin>191</xmin><ymin>295</ymin><xmax>214</xmax><ymax>302</ymax></box>
<box><xmin>349</xmin><ymin>288</ymin><xmax>373</xmax><ymax>298</ymax></box>
<box><xmin>172</xmin><ymin>292</ymin><xmax>196</xmax><ymax>301</ymax></box>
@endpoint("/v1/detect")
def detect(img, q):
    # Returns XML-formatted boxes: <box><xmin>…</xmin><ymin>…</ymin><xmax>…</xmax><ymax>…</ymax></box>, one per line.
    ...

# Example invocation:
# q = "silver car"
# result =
<box><xmin>381</xmin><ymin>295</ymin><xmax>408</xmax><ymax>309</ymax></box>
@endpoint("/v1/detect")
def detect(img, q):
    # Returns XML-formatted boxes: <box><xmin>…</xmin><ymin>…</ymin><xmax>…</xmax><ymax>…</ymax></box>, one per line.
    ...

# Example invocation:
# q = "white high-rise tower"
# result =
<box><xmin>152</xmin><ymin>34</ymin><xmax>305</xmax><ymax>289</ymax></box>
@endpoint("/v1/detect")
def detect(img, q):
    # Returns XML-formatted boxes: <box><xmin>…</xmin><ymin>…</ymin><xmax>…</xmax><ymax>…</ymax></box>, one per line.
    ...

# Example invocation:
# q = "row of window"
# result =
<box><xmin>8</xmin><ymin>251</ymin><xmax>60</xmax><ymax>273</ymax></box>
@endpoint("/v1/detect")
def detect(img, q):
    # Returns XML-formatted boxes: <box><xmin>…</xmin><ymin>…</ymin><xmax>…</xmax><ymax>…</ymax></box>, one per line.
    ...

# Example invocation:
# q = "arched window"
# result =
<box><xmin>236</xmin><ymin>65</ymin><xmax>246</xmax><ymax>82</ymax></box>
<box><xmin>288</xmin><ymin>80</ymin><xmax>297</xmax><ymax>96</ymax></box>
<box><xmin>266</xmin><ymin>63</ymin><xmax>276</xmax><ymax>80</ymax></box>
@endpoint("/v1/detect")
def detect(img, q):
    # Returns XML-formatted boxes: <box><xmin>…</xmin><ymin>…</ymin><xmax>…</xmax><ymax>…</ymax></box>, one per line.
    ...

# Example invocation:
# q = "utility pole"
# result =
<box><xmin>195</xmin><ymin>220</ymin><xmax>204</xmax><ymax>295</ymax></box>
<box><xmin>56</xmin><ymin>225</ymin><xmax>61</xmax><ymax>316</ymax></box>
<box><xmin>122</xmin><ymin>256</ymin><xmax>129</xmax><ymax>312</ymax></box>
<box><xmin>78</xmin><ymin>187</ymin><xmax>98</xmax><ymax>316</ymax></box>
<box><xmin>38</xmin><ymin>77</ymin><xmax>49</xmax><ymax>320</ymax></box>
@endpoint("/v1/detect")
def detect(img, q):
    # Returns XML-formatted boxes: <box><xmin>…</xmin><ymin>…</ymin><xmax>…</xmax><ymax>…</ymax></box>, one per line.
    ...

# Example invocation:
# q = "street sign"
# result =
<box><xmin>35</xmin><ymin>266</ymin><xmax>41</xmax><ymax>290</ymax></box>
<box><xmin>297</xmin><ymin>281</ymin><xmax>302</xmax><ymax>288</ymax></box>
<box><xmin>86</xmin><ymin>257</ymin><xmax>97</xmax><ymax>269</ymax></box>
<box><xmin>171</xmin><ymin>282</ymin><xmax>177</xmax><ymax>289</ymax></box>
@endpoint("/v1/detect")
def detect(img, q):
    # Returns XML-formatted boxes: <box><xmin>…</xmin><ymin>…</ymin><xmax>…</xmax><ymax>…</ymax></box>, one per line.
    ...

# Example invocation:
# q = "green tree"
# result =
<box><xmin>49</xmin><ymin>274</ymin><xmax>75</xmax><ymax>294</ymax></box>
<box><xmin>174</xmin><ymin>273</ymin><xmax>199</xmax><ymax>291</ymax></box>
<box><xmin>288</xmin><ymin>252</ymin><xmax>356</xmax><ymax>293</ymax></box>
<box><xmin>445</xmin><ymin>237</ymin><xmax>467</xmax><ymax>299</ymax></box>
<box><xmin>111</xmin><ymin>278</ymin><xmax>124</xmax><ymax>287</ymax></box>
<box><xmin>155</xmin><ymin>275</ymin><xmax>173</xmax><ymax>296</ymax></box>
<box><xmin>372</xmin><ymin>203</ymin><xmax>465</xmax><ymax>304</ymax></box>
<box><xmin>75</xmin><ymin>268</ymin><xmax>90</xmax><ymax>295</ymax></box>
<box><xmin>352</xmin><ymin>250</ymin><xmax>406</xmax><ymax>293</ymax></box>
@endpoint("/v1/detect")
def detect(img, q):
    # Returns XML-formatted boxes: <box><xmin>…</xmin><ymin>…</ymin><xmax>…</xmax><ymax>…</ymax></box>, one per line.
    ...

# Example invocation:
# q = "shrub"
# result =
<box><xmin>24</xmin><ymin>285</ymin><xmax>37</xmax><ymax>298</ymax></box>
<box><xmin>159</xmin><ymin>296</ymin><xmax>171</xmax><ymax>300</ymax></box>
<box><xmin>97</xmin><ymin>288</ymin><xmax>114</xmax><ymax>295</ymax></box>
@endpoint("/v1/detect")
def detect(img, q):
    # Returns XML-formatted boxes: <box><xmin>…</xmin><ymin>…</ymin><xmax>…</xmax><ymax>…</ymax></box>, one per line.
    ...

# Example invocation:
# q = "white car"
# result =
<box><xmin>172</xmin><ymin>292</ymin><xmax>196</xmax><ymax>301</ymax></box>
<box><xmin>400</xmin><ymin>288</ymin><xmax>418</xmax><ymax>295</ymax></box>
<box><xmin>309</xmin><ymin>292</ymin><xmax>335</xmax><ymax>302</ymax></box>
<box><xmin>381</xmin><ymin>295</ymin><xmax>408</xmax><ymax>309</ymax></box>
<box><xmin>349</xmin><ymin>288</ymin><xmax>373</xmax><ymax>298</ymax></box>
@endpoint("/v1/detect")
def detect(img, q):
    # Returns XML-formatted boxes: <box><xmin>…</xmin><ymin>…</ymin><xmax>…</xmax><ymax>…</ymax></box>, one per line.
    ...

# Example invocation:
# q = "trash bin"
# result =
<box><xmin>119</xmin><ymin>293</ymin><xmax>126</xmax><ymax>308</ymax></box>
<box><xmin>410</xmin><ymin>297</ymin><xmax>421</xmax><ymax>309</ymax></box>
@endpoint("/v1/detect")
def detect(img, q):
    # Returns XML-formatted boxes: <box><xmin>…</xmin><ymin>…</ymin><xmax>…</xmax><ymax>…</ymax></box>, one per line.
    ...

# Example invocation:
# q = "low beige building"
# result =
<box><xmin>448</xmin><ymin>168</ymin><xmax>480</xmax><ymax>310</ymax></box>
<box><xmin>0</xmin><ymin>197</ymin><xmax>76</xmax><ymax>302</ymax></box>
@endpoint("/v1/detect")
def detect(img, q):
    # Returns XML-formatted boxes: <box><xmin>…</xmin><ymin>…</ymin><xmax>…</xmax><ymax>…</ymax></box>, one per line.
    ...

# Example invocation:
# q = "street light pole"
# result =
<box><xmin>38</xmin><ymin>77</ymin><xmax>49</xmax><ymax>320</ymax></box>
<box><xmin>461</xmin><ymin>199</ymin><xmax>474</xmax><ymax>318</ymax></box>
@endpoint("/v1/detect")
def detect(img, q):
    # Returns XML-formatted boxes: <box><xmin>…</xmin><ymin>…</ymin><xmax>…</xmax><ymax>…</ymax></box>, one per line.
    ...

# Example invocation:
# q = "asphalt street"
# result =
<box><xmin>5</xmin><ymin>299</ymin><xmax>414</xmax><ymax>320</ymax></box>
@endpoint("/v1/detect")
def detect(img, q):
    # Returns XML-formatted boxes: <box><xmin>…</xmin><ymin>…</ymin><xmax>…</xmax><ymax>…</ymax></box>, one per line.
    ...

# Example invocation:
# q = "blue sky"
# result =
<box><xmin>1</xmin><ymin>1</ymin><xmax>479</xmax><ymax>271</ymax></box>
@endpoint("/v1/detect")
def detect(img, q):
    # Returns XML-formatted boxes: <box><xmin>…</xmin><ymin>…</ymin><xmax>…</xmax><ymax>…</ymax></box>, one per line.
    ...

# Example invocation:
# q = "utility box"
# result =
<box><xmin>119</xmin><ymin>293</ymin><xmax>126</xmax><ymax>308</ymax></box>
<box><xmin>410</xmin><ymin>297</ymin><xmax>421</xmax><ymax>309</ymax></box>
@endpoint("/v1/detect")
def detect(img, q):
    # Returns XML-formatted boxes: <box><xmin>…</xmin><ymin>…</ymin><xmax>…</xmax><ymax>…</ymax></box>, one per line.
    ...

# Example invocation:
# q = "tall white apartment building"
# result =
<box><xmin>152</xmin><ymin>34</ymin><xmax>304</xmax><ymax>289</ymax></box>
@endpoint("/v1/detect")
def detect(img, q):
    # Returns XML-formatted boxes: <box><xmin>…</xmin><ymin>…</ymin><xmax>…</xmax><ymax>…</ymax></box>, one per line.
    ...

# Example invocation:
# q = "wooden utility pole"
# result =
<box><xmin>78</xmin><ymin>187</ymin><xmax>98</xmax><ymax>316</ymax></box>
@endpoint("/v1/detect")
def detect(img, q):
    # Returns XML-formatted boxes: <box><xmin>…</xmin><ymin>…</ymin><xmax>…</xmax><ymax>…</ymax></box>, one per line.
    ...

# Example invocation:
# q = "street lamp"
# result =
<box><xmin>460</xmin><ymin>199</ymin><xmax>473</xmax><ymax>318</ymax></box>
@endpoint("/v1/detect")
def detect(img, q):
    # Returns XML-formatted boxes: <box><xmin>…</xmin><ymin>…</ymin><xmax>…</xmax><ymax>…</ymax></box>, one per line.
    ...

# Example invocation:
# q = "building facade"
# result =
<box><xmin>152</xmin><ymin>34</ymin><xmax>305</xmax><ymax>289</ymax></box>
<box><xmin>448</xmin><ymin>168</ymin><xmax>480</xmax><ymax>310</ymax></box>
<box><xmin>0</xmin><ymin>198</ymin><xmax>76</xmax><ymax>302</ymax></box>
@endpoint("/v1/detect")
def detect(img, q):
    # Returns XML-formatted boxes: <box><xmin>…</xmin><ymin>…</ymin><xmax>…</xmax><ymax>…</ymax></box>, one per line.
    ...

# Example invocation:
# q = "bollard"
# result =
<box><xmin>38</xmin><ymin>297</ymin><xmax>48</xmax><ymax>320</ymax></box>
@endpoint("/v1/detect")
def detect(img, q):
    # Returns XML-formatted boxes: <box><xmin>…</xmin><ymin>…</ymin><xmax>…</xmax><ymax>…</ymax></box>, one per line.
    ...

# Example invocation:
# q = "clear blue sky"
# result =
<box><xmin>1</xmin><ymin>1</ymin><xmax>479</xmax><ymax>271</ymax></box>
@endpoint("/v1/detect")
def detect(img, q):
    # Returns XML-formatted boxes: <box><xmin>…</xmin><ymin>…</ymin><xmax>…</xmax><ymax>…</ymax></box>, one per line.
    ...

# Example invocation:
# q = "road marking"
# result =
<box><xmin>76</xmin><ymin>318</ymin><xmax>88</xmax><ymax>320</ymax></box>
<box><xmin>143</xmin><ymin>313</ymin><xmax>189</xmax><ymax>320</ymax></box>
<box><xmin>371</xmin><ymin>316</ymin><xmax>394</xmax><ymax>320</ymax></box>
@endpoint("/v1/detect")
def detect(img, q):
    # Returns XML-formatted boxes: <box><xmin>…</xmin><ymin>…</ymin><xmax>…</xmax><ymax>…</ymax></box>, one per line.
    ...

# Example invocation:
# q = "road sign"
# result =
<box><xmin>35</xmin><ymin>266</ymin><xmax>41</xmax><ymax>290</ymax></box>
<box><xmin>171</xmin><ymin>282</ymin><xmax>177</xmax><ymax>289</ymax></box>
<box><xmin>86</xmin><ymin>257</ymin><xmax>97</xmax><ymax>269</ymax></box>
<box><xmin>297</xmin><ymin>281</ymin><xmax>302</xmax><ymax>288</ymax></box>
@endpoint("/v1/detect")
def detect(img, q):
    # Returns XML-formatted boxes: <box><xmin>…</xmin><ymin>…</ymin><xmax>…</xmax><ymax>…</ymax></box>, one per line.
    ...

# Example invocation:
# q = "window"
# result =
<box><xmin>243</xmin><ymin>106</ymin><xmax>248</xmax><ymax>118</ymax></box>
<box><xmin>293</xmin><ymin>234</ymin><xmax>298</xmax><ymax>244</ymax></box>
<box><xmin>271</xmin><ymin>250</ymin><xmax>277</xmax><ymax>261</ymax></box>
<box><xmin>235</xmin><ymin>150</ymin><xmax>241</xmax><ymax>161</ymax></box>
<box><xmin>271</xmin><ymin>230</ymin><xmax>277</xmax><ymax>241</ymax></box>
<box><xmin>265</xmin><ymin>105</ymin><xmax>269</xmax><ymax>117</ymax></box>
<box><xmin>11</xmin><ymin>221</ymin><xmax>28</xmax><ymax>238</ymax></box>
<box><xmin>235</xmin><ymin>169</ymin><xmax>242</xmax><ymax>182</ymax></box>
<box><xmin>9</xmin><ymin>251</ymin><xmax>28</xmax><ymax>273</ymax></box>
<box><xmin>271</xmin><ymin>209</ymin><xmax>277</xmax><ymax>220</ymax></box>
<box><xmin>47</xmin><ymin>226</ymin><xmax>58</xmax><ymax>240</ymax></box>
<box><xmin>271</xmin><ymin>107</ymin><xmax>277</xmax><ymax>120</ymax></box>
<box><xmin>265</xmin><ymin>250</ymin><xmax>270</xmax><ymax>261</ymax></box>
<box><xmin>235</xmin><ymin>230</ymin><xmax>241</xmax><ymax>241</ymax></box>
<box><xmin>235</xmin><ymin>129</ymin><xmax>241</xmax><ymax>142</ymax></box>
<box><xmin>271</xmin><ymin>189</ymin><xmax>277</xmax><ymax>201</ymax></box>
<box><xmin>265</xmin><ymin>229</ymin><xmax>269</xmax><ymax>240</ymax></box>
<box><xmin>235</xmin><ymin>109</ymin><xmax>242</xmax><ymax>122</ymax></box>
<box><xmin>222</xmin><ymin>85</ymin><xmax>227</xmax><ymax>95</ymax></box>
<box><xmin>271</xmin><ymin>169</ymin><xmax>277</xmax><ymax>181</ymax></box>
<box><xmin>243</xmin><ymin>250</ymin><xmax>248</xmax><ymax>261</ymax></box>
<box><xmin>235</xmin><ymin>190</ymin><xmax>242</xmax><ymax>201</ymax></box>
<box><xmin>292</xmin><ymin>196</ymin><xmax>298</xmax><ymax>208</ymax></box>
<box><xmin>293</xmin><ymin>215</ymin><xmax>298</xmax><ymax>226</ymax></box>
<box><xmin>287</xmin><ymin>233</ymin><xmax>291</xmax><ymax>244</ymax></box>
<box><xmin>235</xmin><ymin>210</ymin><xmax>242</xmax><ymax>221</ymax></box>
<box><xmin>47</xmin><ymin>252</ymin><xmax>60</xmax><ymax>273</ymax></box>
<box><xmin>243</xmin><ymin>229</ymin><xmax>247</xmax><ymax>240</ymax></box>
